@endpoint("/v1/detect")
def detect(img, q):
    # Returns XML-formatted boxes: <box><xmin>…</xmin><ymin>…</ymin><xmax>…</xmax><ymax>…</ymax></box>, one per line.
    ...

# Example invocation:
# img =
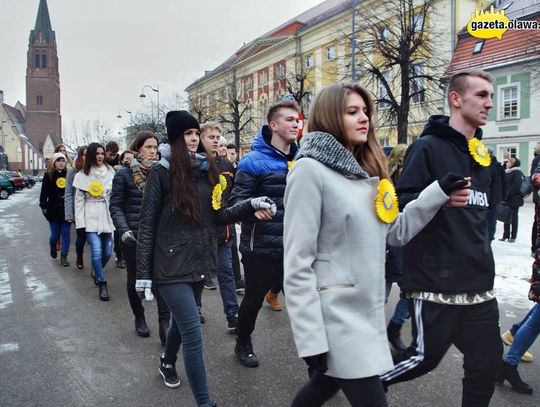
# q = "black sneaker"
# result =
<box><xmin>227</xmin><ymin>316</ymin><xmax>238</xmax><ymax>333</ymax></box>
<box><xmin>235</xmin><ymin>279</ymin><xmax>245</xmax><ymax>295</ymax></box>
<box><xmin>204</xmin><ymin>278</ymin><xmax>217</xmax><ymax>290</ymax></box>
<box><xmin>159</xmin><ymin>355</ymin><xmax>181</xmax><ymax>388</ymax></box>
<box><xmin>198</xmin><ymin>307</ymin><xmax>206</xmax><ymax>324</ymax></box>
<box><xmin>235</xmin><ymin>339</ymin><xmax>259</xmax><ymax>367</ymax></box>
<box><xmin>116</xmin><ymin>258</ymin><xmax>126</xmax><ymax>269</ymax></box>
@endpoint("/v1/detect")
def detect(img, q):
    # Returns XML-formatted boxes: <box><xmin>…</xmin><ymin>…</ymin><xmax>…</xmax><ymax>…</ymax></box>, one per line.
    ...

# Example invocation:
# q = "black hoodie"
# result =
<box><xmin>397</xmin><ymin>115</ymin><xmax>495</xmax><ymax>294</ymax></box>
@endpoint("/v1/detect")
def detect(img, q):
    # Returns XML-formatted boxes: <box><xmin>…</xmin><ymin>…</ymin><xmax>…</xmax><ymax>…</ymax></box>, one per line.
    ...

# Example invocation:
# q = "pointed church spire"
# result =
<box><xmin>29</xmin><ymin>0</ymin><xmax>55</xmax><ymax>43</ymax></box>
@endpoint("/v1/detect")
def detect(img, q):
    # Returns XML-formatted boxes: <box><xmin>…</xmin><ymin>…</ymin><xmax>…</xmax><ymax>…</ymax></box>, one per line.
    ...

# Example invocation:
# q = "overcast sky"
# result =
<box><xmin>1</xmin><ymin>0</ymin><xmax>323</xmax><ymax>144</ymax></box>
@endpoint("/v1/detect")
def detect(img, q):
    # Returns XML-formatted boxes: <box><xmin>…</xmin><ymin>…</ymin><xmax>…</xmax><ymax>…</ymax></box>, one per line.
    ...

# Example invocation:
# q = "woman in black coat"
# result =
<box><xmin>501</xmin><ymin>157</ymin><xmax>524</xmax><ymax>242</ymax></box>
<box><xmin>110</xmin><ymin>131</ymin><xmax>170</xmax><ymax>341</ymax></box>
<box><xmin>39</xmin><ymin>152</ymin><xmax>70</xmax><ymax>266</ymax></box>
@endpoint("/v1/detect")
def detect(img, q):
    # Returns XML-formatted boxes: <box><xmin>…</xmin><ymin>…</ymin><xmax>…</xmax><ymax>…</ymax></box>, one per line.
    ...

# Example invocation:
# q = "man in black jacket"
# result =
<box><xmin>228</xmin><ymin>100</ymin><xmax>300</xmax><ymax>367</ymax></box>
<box><xmin>380</xmin><ymin>69</ymin><xmax>502</xmax><ymax>406</ymax></box>
<box><xmin>200</xmin><ymin>122</ymin><xmax>239</xmax><ymax>332</ymax></box>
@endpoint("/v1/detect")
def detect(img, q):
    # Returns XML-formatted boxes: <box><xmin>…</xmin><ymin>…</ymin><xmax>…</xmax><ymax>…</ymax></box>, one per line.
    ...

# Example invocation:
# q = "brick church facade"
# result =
<box><xmin>25</xmin><ymin>0</ymin><xmax>62</xmax><ymax>157</ymax></box>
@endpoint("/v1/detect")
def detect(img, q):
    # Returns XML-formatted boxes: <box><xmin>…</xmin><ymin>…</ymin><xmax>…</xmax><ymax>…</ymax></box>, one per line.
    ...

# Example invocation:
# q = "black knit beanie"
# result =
<box><xmin>165</xmin><ymin>110</ymin><xmax>200</xmax><ymax>144</ymax></box>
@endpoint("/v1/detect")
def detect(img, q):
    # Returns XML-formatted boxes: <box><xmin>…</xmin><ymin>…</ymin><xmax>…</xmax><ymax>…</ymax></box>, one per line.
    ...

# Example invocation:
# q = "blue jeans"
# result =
<box><xmin>86</xmin><ymin>232</ymin><xmax>112</xmax><ymax>283</ymax></box>
<box><xmin>160</xmin><ymin>282</ymin><xmax>212</xmax><ymax>407</ymax></box>
<box><xmin>49</xmin><ymin>221</ymin><xmax>71</xmax><ymax>253</ymax></box>
<box><xmin>505</xmin><ymin>304</ymin><xmax>540</xmax><ymax>365</ymax></box>
<box><xmin>391</xmin><ymin>297</ymin><xmax>410</xmax><ymax>325</ymax></box>
<box><xmin>217</xmin><ymin>241</ymin><xmax>239</xmax><ymax>321</ymax></box>
<box><xmin>75</xmin><ymin>227</ymin><xmax>87</xmax><ymax>256</ymax></box>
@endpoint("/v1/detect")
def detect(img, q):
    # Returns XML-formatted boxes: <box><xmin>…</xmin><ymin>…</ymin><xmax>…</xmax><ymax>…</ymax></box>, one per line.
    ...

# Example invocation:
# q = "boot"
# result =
<box><xmin>159</xmin><ymin>319</ymin><xmax>170</xmax><ymax>346</ymax></box>
<box><xmin>387</xmin><ymin>321</ymin><xmax>408</xmax><ymax>351</ymax></box>
<box><xmin>76</xmin><ymin>254</ymin><xmax>84</xmax><ymax>269</ymax></box>
<box><xmin>134</xmin><ymin>314</ymin><xmax>150</xmax><ymax>337</ymax></box>
<box><xmin>496</xmin><ymin>360</ymin><xmax>533</xmax><ymax>394</ymax></box>
<box><xmin>50</xmin><ymin>244</ymin><xmax>57</xmax><ymax>259</ymax></box>
<box><xmin>60</xmin><ymin>253</ymin><xmax>70</xmax><ymax>267</ymax></box>
<box><xmin>98</xmin><ymin>282</ymin><xmax>109</xmax><ymax>301</ymax></box>
<box><xmin>265</xmin><ymin>291</ymin><xmax>282</xmax><ymax>311</ymax></box>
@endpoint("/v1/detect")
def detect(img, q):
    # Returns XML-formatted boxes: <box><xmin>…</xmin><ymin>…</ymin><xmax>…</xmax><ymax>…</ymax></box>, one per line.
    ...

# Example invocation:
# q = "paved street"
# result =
<box><xmin>1</xmin><ymin>187</ymin><xmax>538</xmax><ymax>407</ymax></box>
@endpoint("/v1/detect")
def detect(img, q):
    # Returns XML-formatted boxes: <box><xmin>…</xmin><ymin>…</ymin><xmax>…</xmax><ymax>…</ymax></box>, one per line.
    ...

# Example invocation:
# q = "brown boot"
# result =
<box><xmin>265</xmin><ymin>291</ymin><xmax>282</xmax><ymax>311</ymax></box>
<box><xmin>76</xmin><ymin>254</ymin><xmax>84</xmax><ymax>269</ymax></box>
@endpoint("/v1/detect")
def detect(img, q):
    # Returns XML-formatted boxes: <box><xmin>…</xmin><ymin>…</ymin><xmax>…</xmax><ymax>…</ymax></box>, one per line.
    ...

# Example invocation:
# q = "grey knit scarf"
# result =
<box><xmin>297</xmin><ymin>131</ymin><xmax>369</xmax><ymax>179</ymax></box>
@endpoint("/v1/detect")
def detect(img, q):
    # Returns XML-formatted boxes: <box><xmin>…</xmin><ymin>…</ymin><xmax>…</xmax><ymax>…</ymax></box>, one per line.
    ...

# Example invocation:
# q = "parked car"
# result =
<box><xmin>23</xmin><ymin>175</ymin><xmax>35</xmax><ymax>188</ymax></box>
<box><xmin>0</xmin><ymin>173</ymin><xmax>16</xmax><ymax>199</ymax></box>
<box><xmin>0</xmin><ymin>171</ymin><xmax>25</xmax><ymax>190</ymax></box>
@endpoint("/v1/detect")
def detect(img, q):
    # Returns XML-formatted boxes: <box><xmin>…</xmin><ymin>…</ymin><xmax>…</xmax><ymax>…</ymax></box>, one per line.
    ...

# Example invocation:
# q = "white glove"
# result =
<box><xmin>135</xmin><ymin>279</ymin><xmax>154</xmax><ymax>301</ymax></box>
<box><xmin>121</xmin><ymin>230</ymin><xmax>136</xmax><ymax>245</ymax></box>
<box><xmin>251</xmin><ymin>196</ymin><xmax>277</xmax><ymax>216</ymax></box>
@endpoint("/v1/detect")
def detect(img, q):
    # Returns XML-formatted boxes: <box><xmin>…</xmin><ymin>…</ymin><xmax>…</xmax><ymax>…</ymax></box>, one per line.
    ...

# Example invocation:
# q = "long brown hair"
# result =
<box><xmin>74</xmin><ymin>145</ymin><xmax>88</xmax><ymax>172</ymax></box>
<box><xmin>169</xmin><ymin>135</ymin><xmax>219</xmax><ymax>222</ymax></box>
<box><xmin>307</xmin><ymin>83</ymin><xmax>389</xmax><ymax>179</ymax></box>
<box><xmin>83</xmin><ymin>142</ymin><xmax>110</xmax><ymax>175</ymax></box>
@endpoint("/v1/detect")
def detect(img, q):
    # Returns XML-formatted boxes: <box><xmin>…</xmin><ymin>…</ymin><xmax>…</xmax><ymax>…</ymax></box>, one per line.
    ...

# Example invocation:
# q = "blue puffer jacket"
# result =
<box><xmin>228</xmin><ymin>125</ymin><xmax>297</xmax><ymax>259</ymax></box>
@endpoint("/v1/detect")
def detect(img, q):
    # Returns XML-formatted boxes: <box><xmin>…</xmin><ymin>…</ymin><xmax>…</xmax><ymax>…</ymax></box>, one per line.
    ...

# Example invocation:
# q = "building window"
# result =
<box><xmin>36</xmin><ymin>95</ymin><xmax>43</xmax><ymax>105</ymax></box>
<box><xmin>500</xmin><ymin>85</ymin><xmax>519</xmax><ymax>119</ymax></box>
<box><xmin>472</xmin><ymin>40</ymin><xmax>485</xmax><ymax>54</ymax></box>
<box><xmin>379</xmin><ymin>138</ymin><xmax>390</xmax><ymax>147</ymax></box>
<box><xmin>244</xmin><ymin>76</ymin><xmax>253</xmax><ymax>90</ymax></box>
<box><xmin>413</xmin><ymin>12</ymin><xmax>425</xmax><ymax>32</ymax></box>
<box><xmin>326</xmin><ymin>45</ymin><xmax>336</xmax><ymax>61</ymax></box>
<box><xmin>34</xmin><ymin>53</ymin><xmax>47</xmax><ymax>68</ymax></box>
<box><xmin>259</xmin><ymin>98</ymin><xmax>268</xmax><ymax>123</ymax></box>
<box><xmin>379</xmin><ymin>26</ymin><xmax>389</xmax><ymax>42</ymax></box>
<box><xmin>276</xmin><ymin>64</ymin><xmax>286</xmax><ymax>80</ymax></box>
<box><xmin>378</xmin><ymin>71</ymin><xmax>391</xmax><ymax>109</ymax></box>
<box><xmin>302</xmin><ymin>91</ymin><xmax>313</xmax><ymax>114</ymax></box>
<box><xmin>411</xmin><ymin>63</ymin><xmax>425</xmax><ymax>103</ymax></box>
<box><xmin>305</xmin><ymin>54</ymin><xmax>313</xmax><ymax>69</ymax></box>
<box><xmin>259</xmin><ymin>70</ymin><xmax>268</xmax><ymax>85</ymax></box>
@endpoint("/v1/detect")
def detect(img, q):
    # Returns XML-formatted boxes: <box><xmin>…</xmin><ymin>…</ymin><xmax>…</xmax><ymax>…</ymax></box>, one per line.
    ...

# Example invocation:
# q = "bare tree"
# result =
<box><xmin>339</xmin><ymin>0</ymin><xmax>446</xmax><ymax>144</ymax></box>
<box><xmin>187</xmin><ymin>89</ymin><xmax>214</xmax><ymax>123</ymax></box>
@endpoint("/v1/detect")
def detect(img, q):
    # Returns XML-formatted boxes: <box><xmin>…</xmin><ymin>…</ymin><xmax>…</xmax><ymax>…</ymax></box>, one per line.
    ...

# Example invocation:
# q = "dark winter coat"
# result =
<box><xmin>137</xmin><ymin>163</ymin><xmax>255</xmax><ymax>284</ymax></box>
<box><xmin>110</xmin><ymin>166</ymin><xmax>144</xmax><ymax>237</ymax></box>
<box><xmin>228</xmin><ymin>125</ymin><xmax>297</xmax><ymax>260</ymax></box>
<box><xmin>505</xmin><ymin>167</ymin><xmax>524</xmax><ymax>209</ymax></box>
<box><xmin>39</xmin><ymin>169</ymin><xmax>68</xmax><ymax>223</ymax></box>
<box><xmin>396</xmin><ymin>115</ymin><xmax>495</xmax><ymax>294</ymax></box>
<box><xmin>531</xmin><ymin>155</ymin><xmax>540</xmax><ymax>204</ymax></box>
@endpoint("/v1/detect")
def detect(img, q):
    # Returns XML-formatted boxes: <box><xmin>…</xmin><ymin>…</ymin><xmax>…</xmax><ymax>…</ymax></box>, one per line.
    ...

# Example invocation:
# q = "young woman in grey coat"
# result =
<box><xmin>283</xmin><ymin>83</ymin><xmax>471</xmax><ymax>406</ymax></box>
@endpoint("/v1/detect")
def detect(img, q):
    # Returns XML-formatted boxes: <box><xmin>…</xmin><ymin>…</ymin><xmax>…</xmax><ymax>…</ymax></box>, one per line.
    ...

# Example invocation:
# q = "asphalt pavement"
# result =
<box><xmin>0</xmin><ymin>187</ymin><xmax>537</xmax><ymax>407</ymax></box>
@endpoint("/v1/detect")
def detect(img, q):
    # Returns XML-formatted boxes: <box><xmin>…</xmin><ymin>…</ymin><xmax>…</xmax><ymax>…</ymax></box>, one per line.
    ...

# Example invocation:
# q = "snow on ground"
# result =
<box><xmin>0</xmin><ymin>187</ymin><xmax>39</xmax><ymax>239</ymax></box>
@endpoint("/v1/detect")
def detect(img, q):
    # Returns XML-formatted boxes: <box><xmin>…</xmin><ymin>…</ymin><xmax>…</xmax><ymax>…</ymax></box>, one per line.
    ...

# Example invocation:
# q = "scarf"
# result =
<box><xmin>297</xmin><ymin>131</ymin><xmax>369</xmax><ymax>179</ymax></box>
<box><xmin>72</xmin><ymin>164</ymin><xmax>115</xmax><ymax>193</ymax></box>
<box><xmin>131</xmin><ymin>153</ymin><xmax>157</xmax><ymax>193</ymax></box>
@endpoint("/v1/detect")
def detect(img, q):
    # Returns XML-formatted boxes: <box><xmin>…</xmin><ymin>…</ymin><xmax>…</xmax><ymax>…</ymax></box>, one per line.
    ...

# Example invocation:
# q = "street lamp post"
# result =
<box><xmin>116</xmin><ymin>108</ymin><xmax>133</xmax><ymax>125</ymax></box>
<box><xmin>139</xmin><ymin>84</ymin><xmax>160</xmax><ymax>130</ymax></box>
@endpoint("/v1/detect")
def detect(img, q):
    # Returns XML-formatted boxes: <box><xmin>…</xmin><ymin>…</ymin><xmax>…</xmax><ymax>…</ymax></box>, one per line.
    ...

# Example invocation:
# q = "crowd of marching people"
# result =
<box><xmin>38</xmin><ymin>68</ymin><xmax>540</xmax><ymax>406</ymax></box>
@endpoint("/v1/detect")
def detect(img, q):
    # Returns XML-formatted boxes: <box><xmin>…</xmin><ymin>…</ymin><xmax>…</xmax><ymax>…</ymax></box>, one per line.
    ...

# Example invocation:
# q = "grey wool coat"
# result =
<box><xmin>283</xmin><ymin>131</ymin><xmax>449</xmax><ymax>379</ymax></box>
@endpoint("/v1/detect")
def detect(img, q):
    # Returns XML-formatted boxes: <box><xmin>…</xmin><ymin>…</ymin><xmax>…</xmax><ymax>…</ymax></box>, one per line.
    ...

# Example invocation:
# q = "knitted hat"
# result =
<box><xmin>165</xmin><ymin>110</ymin><xmax>200</xmax><ymax>144</ymax></box>
<box><xmin>51</xmin><ymin>152</ymin><xmax>66</xmax><ymax>163</ymax></box>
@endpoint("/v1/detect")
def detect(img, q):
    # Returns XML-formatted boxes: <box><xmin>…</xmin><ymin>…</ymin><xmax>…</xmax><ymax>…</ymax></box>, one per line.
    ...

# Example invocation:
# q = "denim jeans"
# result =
<box><xmin>160</xmin><ymin>282</ymin><xmax>212</xmax><ymax>407</ymax></box>
<box><xmin>217</xmin><ymin>241</ymin><xmax>239</xmax><ymax>321</ymax></box>
<box><xmin>75</xmin><ymin>227</ymin><xmax>87</xmax><ymax>256</ymax></box>
<box><xmin>86</xmin><ymin>232</ymin><xmax>112</xmax><ymax>283</ymax></box>
<box><xmin>505</xmin><ymin>304</ymin><xmax>540</xmax><ymax>365</ymax></box>
<box><xmin>49</xmin><ymin>221</ymin><xmax>71</xmax><ymax>253</ymax></box>
<box><xmin>510</xmin><ymin>307</ymin><xmax>534</xmax><ymax>336</ymax></box>
<box><xmin>390</xmin><ymin>298</ymin><xmax>410</xmax><ymax>326</ymax></box>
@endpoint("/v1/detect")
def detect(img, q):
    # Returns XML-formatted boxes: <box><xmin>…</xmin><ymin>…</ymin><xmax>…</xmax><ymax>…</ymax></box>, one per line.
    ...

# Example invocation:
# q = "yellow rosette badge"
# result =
<box><xmin>212</xmin><ymin>183</ymin><xmax>223</xmax><ymax>211</ymax></box>
<box><xmin>468</xmin><ymin>137</ymin><xmax>491</xmax><ymax>167</ymax></box>
<box><xmin>219</xmin><ymin>174</ymin><xmax>227</xmax><ymax>191</ymax></box>
<box><xmin>375</xmin><ymin>179</ymin><xmax>399</xmax><ymax>224</ymax></box>
<box><xmin>288</xmin><ymin>160</ymin><xmax>296</xmax><ymax>171</ymax></box>
<box><xmin>56</xmin><ymin>177</ymin><xmax>66</xmax><ymax>189</ymax></box>
<box><xmin>88</xmin><ymin>181</ymin><xmax>104</xmax><ymax>197</ymax></box>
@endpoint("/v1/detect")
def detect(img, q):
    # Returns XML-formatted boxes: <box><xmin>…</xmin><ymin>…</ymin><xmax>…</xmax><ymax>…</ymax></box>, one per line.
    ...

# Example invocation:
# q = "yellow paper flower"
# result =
<box><xmin>375</xmin><ymin>179</ymin><xmax>399</xmax><ymax>224</ymax></box>
<box><xmin>88</xmin><ymin>181</ymin><xmax>104</xmax><ymax>197</ymax></box>
<box><xmin>288</xmin><ymin>160</ymin><xmax>296</xmax><ymax>170</ymax></box>
<box><xmin>212</xmin><ymin>184</ymin><xmax>222</xmax><ymax>210</ymax></box>
<box><xmin>219</xmin><ymin>174</ymin><xmax>227</xmax><ymax>191</ymax></box>
<box><xmin>468</xmin><ymin>137</ymin><xmax>491</xmax><ymax>167</ymax></box>
<box><xmin>56</xmin><ymin>177</ymin><xmax>66</xmax><ymax>189</ymax></box>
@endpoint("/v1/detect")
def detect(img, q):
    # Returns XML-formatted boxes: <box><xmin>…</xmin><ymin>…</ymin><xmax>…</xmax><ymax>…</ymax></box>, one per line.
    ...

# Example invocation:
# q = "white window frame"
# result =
<box><xmin>244</xmin><ymin>76</ymin><xmax>253</xmax><ymax>91</ymax></box>
<box><xmin>379</xmin><ymin>137</ymin><xmax>390</xmax><ymax>147</ymax></box>
<box><xmin>276</xmin><ymin>64</ymin><xmax>286</xmax><ymax>80</ymax></box>
<box><xmin>378</xmin><ymin>71</ymin><xmax>391</xmax><ymax>109</ymax></box>
<box><xmin>498</xmin><ymin>144</ymin><xmax>518</xmax><ymax>162</ymax></box>
<box><xmin>259</xmin><ymin>70</ymin><xmax>268</xmax><ymax>85</ymax></box>
<box><xmin>411</xmin><ymin>63</ymin><xmax>425</xmax><ymax>104</ymax></box>
<box><xmin>326</xmin><ymin>45</ymin><xmax>336</xmax><ymax>61</ymax></box>
<box><xmin>413</xmin><ymin>12</ymin><xmax>425</xmax><ymax>32</ymax></box>
<box><xmin>305</xmin><ymin>54</ymin><xmax>313</xmax><ymax>69</ymax></box>
<box><xmin>498</xmin><ymin>83</ymin><xmax>520</xmax><ymax>120</ymax></box>
<box><xmin>379</xmin><ymin>26</ymin><xmax>389</xmax><ymax>42</ymax></box>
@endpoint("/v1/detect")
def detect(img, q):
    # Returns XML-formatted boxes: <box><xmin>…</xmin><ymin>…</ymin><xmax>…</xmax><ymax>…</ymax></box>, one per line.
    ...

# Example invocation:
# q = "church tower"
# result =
<box><xmin>26</xmin><ymin>0</ymin><xmax>61</xmax><ymax>157</ymax></box>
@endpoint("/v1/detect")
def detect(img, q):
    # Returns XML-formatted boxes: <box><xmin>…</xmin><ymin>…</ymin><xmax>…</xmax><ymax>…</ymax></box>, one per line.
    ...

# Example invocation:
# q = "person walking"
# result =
<box><xmin>110</xmin><ymin>131</ymin><xmax>170</xmax><ymax>341</ymax></box>
<box><xmin>135</xmin><ymin>110</ymin><xmax>274</xmax><ymax>406</ymax></box>
<box><xmin>73</xmin><ymin>142</ymin><xmax>116</xmax><ymax>301</ymax></box>
<box><xmin>379</xmin><ymin>69</ymin><xmax>502</xmax><ymax>407</ymax></box>
<box><xmin>228</xmin><ymin>99</ymin><xmax>300</xmax><ymax>368</ymax></box>
<box><xmin>283</xmin><ymin>82</ymin><xmax>466</xmax><ymax>407</ymax></box>
<box><xmin>65</xmin><ymin>146</ymin><xmax>88</xmax><ymax>269</ymax></box>
<box><xmin>40</xmin><ymin>152</ymin><xmax>71</xmax><ymax>266</ymax></box>
<box><xmin>500</xmin><ymin>156</ymin><xmax>524</xmax><ymax>243</ymax></box>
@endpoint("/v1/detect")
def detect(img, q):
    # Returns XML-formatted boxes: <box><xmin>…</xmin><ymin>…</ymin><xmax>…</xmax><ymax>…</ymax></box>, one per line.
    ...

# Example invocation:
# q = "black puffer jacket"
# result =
<box><xmin>110</xmin><ymin>166</ymin><xmax>144</xmax><ymax>237</ymax></box>
<box><xmin>39</xmin><ymin>169</ymin><xmax>67</xmax><ymax>223</ymax></box>
<box><xmin>228</xmin><ymin>126</ymin><xmax>297</xmax><ymax>259</ymax></box>
<box><xmin>505</xmin><ymin>166</ymin><xmax>524</xmax><ymax>209</ymax></box>
<box><xmin>137</xmin><ymin>163</ymin><xmax>256</xmax><ymax>284</ymax></box>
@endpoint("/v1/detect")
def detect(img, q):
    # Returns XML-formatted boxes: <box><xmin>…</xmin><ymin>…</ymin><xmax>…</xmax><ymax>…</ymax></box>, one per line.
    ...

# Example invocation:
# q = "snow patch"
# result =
<box><xmin>0</xmin><ymin>342</ymin><xmax>19</xmax><ymax>354</ymax></box>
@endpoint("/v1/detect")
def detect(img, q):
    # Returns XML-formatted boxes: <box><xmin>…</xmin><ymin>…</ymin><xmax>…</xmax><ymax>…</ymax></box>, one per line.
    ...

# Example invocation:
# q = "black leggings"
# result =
<box><xmin>291</xmin><ymin>371</ymin><xmax>388</xmax><ymax>407</ymax></box>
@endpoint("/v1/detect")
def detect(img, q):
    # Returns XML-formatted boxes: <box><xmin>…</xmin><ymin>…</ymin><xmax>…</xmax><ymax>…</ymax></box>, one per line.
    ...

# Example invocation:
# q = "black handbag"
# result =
<box><xmin>497</xmin><ymin>202</ymin><xmax>512</xmax><ymax>224</ymax></box>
